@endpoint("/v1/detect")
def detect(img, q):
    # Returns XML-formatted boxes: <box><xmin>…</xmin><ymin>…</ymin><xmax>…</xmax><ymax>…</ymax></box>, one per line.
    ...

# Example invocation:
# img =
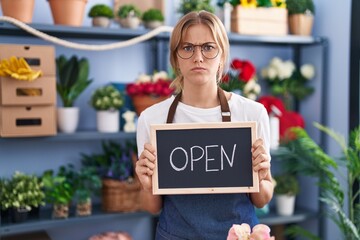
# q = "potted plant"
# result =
<box><xmin>41</xmin><ymin>169</ymin><xmax>74</xmax><ymax>219</ymax></box>
<box><xmin>56</xmin><ymin>55</ymin><xmax>93</xmax><ymax>133</ymax></box>
<box><xmin>177</xmin><ymin>0</ymin><xmax>215</xmax><ymax>16</ymax></box>
<box><xmin>116</xmin><ymin>4</ymin><xmax>142</xmax><ymax>29</ymax></box>
<box><xmin>90</xmin><ymin>85</ymin><xmax>124</xmax><ymax>133</ymax></box>
<box><xmin>48</xmin><ymin>0</ymin><xmax>88</xmax><ymax>26</ymax></box>
<box><xmin>0</xmin><ymin>0</ymin><xmax>35</xmax><ymax>23</ymax></box>
<box><xmin>142</xmin><ymin>9</ymin><xmax>164</xmax><ymax>30</ymax></box>
<box><xmin>286</xmin><ymin>0</ymin><xmax>315</xmax><ymax>36</ymax></box>
<box><xmin>126</xmin><ymin>71</ymin><xmax>173</xmax><ymax>116</ymax></box>
<box><xmin>1</xmin><ymin>172</ymin><xmax>45</xmax><ymax>223</ymax></box>
<box><xmin>273</xmin><ymin>174</ymin><xmax>299</xmax><ymax>216</ymax></box>
<box><xmin>81</xmin><ymin>141</ymin><xmax>140</xmax><ymax>212</ymax></box>
<box><xmin>88</xmin><ymin>4</ymin><xmax>114</xmax><ymax>28</ymax></box>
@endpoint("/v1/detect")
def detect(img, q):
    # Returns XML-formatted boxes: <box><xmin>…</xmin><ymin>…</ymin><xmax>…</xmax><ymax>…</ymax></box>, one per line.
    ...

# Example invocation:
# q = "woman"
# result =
<box><xmin>136</xmin><ymin>11</ymin><xmax>273</xmax><ymax>240</ymax></box>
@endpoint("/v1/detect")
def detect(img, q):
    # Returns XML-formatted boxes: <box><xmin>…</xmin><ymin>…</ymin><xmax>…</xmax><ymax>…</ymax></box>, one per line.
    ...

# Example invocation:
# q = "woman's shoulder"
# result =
<box><xmin>230</xmin><ymin>93</ymin><xmax>264</xmax><ymax>109</ymax></box>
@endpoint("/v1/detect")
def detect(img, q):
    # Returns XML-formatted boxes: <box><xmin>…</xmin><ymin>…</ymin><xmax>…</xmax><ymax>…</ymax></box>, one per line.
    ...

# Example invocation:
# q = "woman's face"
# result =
<box><xmin>177</xmin><ymin>24</ymin><xmax>222</xmax><ymax>89</ymax></box>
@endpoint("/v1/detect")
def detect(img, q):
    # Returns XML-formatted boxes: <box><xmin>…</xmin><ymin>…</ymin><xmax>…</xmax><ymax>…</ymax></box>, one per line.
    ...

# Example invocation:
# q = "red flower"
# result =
<box><xmin>240</xmin><ymin>60</ymin><xmax>256</xmax><ymax>82</ymax></box>
<box><xmin>258</xmin><ymin>96</ymin><xmax>286</xmax><ymax>115</ymax></box>
<box><xmin>231</xmin><ymin>58</ymin><xmax>243</xmax><ymax>70</ymax></box>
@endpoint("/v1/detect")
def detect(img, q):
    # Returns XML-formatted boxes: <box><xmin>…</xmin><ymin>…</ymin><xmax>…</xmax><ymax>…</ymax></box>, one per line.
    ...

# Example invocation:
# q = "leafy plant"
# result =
<box><xmin>218</xmin><ymin>0</ymin><xmax>285</xmax><ymax>8</ymax></box>
<box><xmin>177</xmin><ymin>0</ymin><xmax>215</xmax><ymax>15</ymax></box>
<box><xmin>142</xmin><ymin>9</ymin><xmax>164</xmax><ymax>22</ymax></box>
<box><xmin>273</xmin><ymin>174</ymin><xmax>299</xmax><ymax>195</ymax></box>
<box><xmin>56</xmin><ymin>55</ymin><xmax>93</xmax><ymax>107</ymax></box>
<box><xmin>277</xmin><ymin>124</ymin><xmax>360</xmax><ymax>240</ymax></box>
<box><xmin>90</xmin><ymin>85</ymin><xmax>124</xmax><ymax>111</ymax></box>
<box><xmin>0</xmin><ymin>172</ymin><xmax>45</xmax><ymax>211</ymax></box>
<box><xmin>81</xmin><ymin>141</ymin><xmax>136</xmax><ymax>181</ymax></box>
<box><xmin>88</xmin><ymin>4</ymin><xmax>114</xmax><ymax>18</ymax></box>
<box><xmin>286</xmin><ymin>0</ymin><xmax>315</xmax><ymax>15</ymax></box>
<box><xmin>41</xmin><ymin>169</ymin><xmax>74</xmax><ymax>205</ymax></box>
<box><xmin>117</xmin><ymin>4</ymin><xmax>142</xmax><ymax>19</ymax></box>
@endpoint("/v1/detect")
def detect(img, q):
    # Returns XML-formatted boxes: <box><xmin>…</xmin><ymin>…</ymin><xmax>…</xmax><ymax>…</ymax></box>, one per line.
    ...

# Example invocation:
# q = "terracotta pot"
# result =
<box><xmin>0</xmin><ymin>0</ymin><xmax>35</xmax><ymax>23</ymax></box>
<box><xmin>131</xmin><ymin>95</ymin><xmax>169</xmax><ymax>116</ymax></box>
<box><xmin>48</xmin><ymin>0</ymin><xmax>87</xmax><ymax>26</ymax></box>
<box><xmin>288</xmin><ymin>14</ymin><xmax>314</xmax><ymax>36</ymax></box>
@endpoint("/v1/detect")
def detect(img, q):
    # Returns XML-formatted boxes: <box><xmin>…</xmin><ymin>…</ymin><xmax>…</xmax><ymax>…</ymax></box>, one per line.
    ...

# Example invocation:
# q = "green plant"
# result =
<box><xmin>142</xmin><ymin>9</ymin><xmax>164</xmax><ymax>22</ymax></box>
<box><xmin>41</xmin><ymin>169</ymin><xmax>74</xmax><ymax>205</ymax></box>
<box><xmin>177</xmin><ymin>0</ymin><xmax>215</xmax><ymax>15</ymax></box>
<box><xmin>56</xmin><ymin>55</ymin><xmax>93</xmax><ymax>107</ymax></box>
<box><xmin>274</xmin><ymin>174</ymin><xmax>299</xmax><ymax>195</ymax></box>
<box><xmin>117</xmin><ymin>4</ymin><xmax>142</xmax><ymax>19</ymax></box>
<box><xmin>277</xmin><ymin>124</ymin><xmax>360</xmax><ymax>240</ymax></box>
<box><xmin>88</xmin><ymin>4</ymin><xmax>114</xmax><ymax>18</ymax></box>
<box><xmin>0</xmin><ymin>172</ymin><xmax>45</xmax><ymax>211</ymax></box>
<box><xmin>90</xmin><ymin>85</ymin><xmax>124</xmax><ymax>111</ymax></box>
<box><xmin>286</xmin><ymin>0</ymin><xmax>315</xmax><ymax>15</ymax></box>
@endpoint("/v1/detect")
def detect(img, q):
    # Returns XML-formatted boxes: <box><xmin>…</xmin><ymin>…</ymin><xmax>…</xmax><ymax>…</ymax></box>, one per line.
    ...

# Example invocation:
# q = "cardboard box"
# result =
<box><xmin>0</xmin><ymin>105</ymin><xmax>56</xmax><ymax>137</ymax></box>
<box><xmin>0</xmin><ymin>44</ymin><xmax>55</xmax><ymax>76</ymax></box>
<box><xmin>0</xmin><ymin>76</ymin><xmax>56</xmax><ymax>105</ymax></box>
<box><xmin>231</xmin><ymin>6</ymin><xmax>288</xmax><ymax>36</ymax></box>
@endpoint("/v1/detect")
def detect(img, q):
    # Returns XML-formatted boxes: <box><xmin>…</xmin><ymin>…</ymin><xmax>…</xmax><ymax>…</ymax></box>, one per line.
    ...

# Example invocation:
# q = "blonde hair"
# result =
<box><xmin>169</xmin><ymin>11</ymin><xmax>230</xmax><ymax>94</ymax></box>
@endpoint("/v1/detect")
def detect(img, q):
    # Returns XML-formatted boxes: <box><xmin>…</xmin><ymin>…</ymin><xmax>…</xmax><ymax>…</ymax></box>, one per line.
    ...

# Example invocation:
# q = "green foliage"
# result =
<box><xmin>286</xmin><ymin>0</ymin><xmax>315</xmax><ymax>15</ymax></box>
<box><xmin>90</xmin><ymin>85</ymin><xmax>124</xmax><ymax>111</ymax></box>
<box><xmin>142</xmin><ymin>9</ymin><xmax>164</xmax><ymax>22</ymax></box>
<box><xmin>56</xmin><ymin>55</ymin><xmax>93</xmax><ymax>107</ymax></box>
<box><xmin>41</xmin><ymin>169</ymin><xmax>74</xmax><ymax>205</ymax></box>
<box><xmin>178</xmin><ymin>0</ymin><xmax>215</xmax><ymax>15</ymax></box>
<box><xmin>0</xmin><ymin>172</ymin><xmax>45</xmax><ymax>211</ymax></box>
<box><xmin>117</xmin><ymin>4</ymin><xmax>142</xmax><ymax>19</ymax></box>
<box><xmin>279</xmin><ymin>124</ymin><xmax>360</xmax><ymax>239</ymax></box>
<box><xmin>273</xmin><ymin>174</ymin><xmax>299</xmax><ymax>195</ymax></box>
<box><xmin>88</xmin><ymin>4</ymin><xmax>114</xmax><ymax>18</ymax></box>
<box><xmin>81</xmin><ymin>141</ymin><xmax>136</xmax><ymax>181</ymax></box>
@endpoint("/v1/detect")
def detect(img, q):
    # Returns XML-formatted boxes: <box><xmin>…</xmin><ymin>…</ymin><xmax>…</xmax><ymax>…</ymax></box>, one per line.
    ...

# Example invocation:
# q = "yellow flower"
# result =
<box><xmin>272</xmin><ymin>0</ymin><xmax>286</xmax><ymax>8</ymax></box>
<box><xmin>240</xmin><ymin>0</ymin><xmax>257</xmax><ymax>8</ymax></box>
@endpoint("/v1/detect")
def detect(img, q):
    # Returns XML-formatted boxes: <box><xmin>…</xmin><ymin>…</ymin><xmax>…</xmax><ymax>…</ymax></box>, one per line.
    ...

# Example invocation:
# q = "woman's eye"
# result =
<box><xmin>203</xmin><ymin>44</ymin><xmax>215</xmax><ymax>51</ymax></box>
<box><xmin>183</xmin><ymin>45</ymin><xmax>194</xmax><ymax>52</ymax></box>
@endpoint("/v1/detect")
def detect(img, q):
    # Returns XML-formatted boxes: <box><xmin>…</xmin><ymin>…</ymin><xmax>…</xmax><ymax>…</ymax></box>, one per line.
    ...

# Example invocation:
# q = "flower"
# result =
<box><xmin>90</xmin><ymin>85</ymin><xmax>124</xmax><ymax>111</ymax></box>
<box><xmin>220</xmin><ymin>0</ymin><xmax>286</xmax><ymax>8</ymax></box>
<box><xmin>227</xmin><ymin>223</ymin><xmax>275</xmax><ymax>240</ymax></box>
<box><xmin>261</xmin><ymin>57</ymin><xmax>315</xmax><ymax>110</ymax></box>
<box><xmin>220</xmin><ymin>58</ymin><xmax>261</xmax><ymax>100</ymax></box>
<box><xmin>126</xmin><ymin>71</ymin><xmax>174</xmax><ymax>97</ymax></box>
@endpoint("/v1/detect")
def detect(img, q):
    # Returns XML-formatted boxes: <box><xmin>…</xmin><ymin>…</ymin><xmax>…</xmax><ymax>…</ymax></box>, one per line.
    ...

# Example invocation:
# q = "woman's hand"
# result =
<box><xmin>135</xmin><ymin>143</ymin><xmax>157</xmax><ymax>192</ymax></box>
<box><xmin>251</xmin><ymin>138</ymin><xmax>271</xmax><ymax>182</ymax></box>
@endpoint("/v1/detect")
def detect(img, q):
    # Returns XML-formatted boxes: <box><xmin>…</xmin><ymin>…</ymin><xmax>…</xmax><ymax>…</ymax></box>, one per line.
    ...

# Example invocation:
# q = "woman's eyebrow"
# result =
<box><xmin>181</xmin><ymin>41</ymin><xmax>217</xmax><ymax>45</ymax></box>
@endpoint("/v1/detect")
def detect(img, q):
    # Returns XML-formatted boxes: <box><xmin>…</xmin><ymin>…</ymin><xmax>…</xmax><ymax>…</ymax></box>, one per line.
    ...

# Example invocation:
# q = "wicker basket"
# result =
<box><xmin>101</xmin><ymin>178</ymin><xmax>141</xmax><ymax>212</ymax></box>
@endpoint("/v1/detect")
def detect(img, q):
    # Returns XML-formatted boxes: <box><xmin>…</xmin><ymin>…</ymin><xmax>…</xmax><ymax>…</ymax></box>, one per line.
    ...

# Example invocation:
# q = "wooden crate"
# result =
<box><xmin>231</xmin><ymin>6</ymin><xmax>288</xmax><ymax>36</ymax></box>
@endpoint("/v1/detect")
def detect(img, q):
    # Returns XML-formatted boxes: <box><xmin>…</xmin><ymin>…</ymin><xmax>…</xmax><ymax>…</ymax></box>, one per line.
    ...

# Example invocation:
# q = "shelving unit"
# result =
<box><xmin>0</xmin><ymin>21</ymin><xmax>327</xmax><ymax>239</ymax></box>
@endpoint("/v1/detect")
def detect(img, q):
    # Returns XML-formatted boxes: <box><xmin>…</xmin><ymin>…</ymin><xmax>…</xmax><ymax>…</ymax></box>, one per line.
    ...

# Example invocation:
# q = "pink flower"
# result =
<box><xmin>227</xmin><ymin>224</ymin><xmax>275</xmax><ymax>240</ymax></box>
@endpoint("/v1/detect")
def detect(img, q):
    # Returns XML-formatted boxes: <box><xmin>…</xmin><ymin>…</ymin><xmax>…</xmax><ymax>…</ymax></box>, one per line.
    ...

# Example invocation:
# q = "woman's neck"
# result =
<box><xmin>181</xmin><ymin>85</ymin><xmax>219</xmax><ymax>108</ymax></box>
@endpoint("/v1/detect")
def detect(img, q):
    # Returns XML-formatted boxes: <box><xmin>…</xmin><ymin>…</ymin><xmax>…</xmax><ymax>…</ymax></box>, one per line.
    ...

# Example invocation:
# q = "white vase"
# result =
<box><xmin>92</xmin><ymin>17</ymin><xmax>111</xmax><ymax>28</ymax></box>
<box><xmin>57</xmin><ymin>107</ymin><xmax>79</xmax><ymax>133</ymax></box>
<box><xmin>275</xmin><ymin>194</ymin><xmax>296</xmax><ymax>216</ymax></box>
<box><xmin>97</xmin><ymin>110</ymin><xmax>119</xmax><ymax>133</ymax></box>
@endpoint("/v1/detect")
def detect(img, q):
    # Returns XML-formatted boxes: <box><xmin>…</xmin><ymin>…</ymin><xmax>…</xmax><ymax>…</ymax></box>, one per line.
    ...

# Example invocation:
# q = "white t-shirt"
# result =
<box><xmin>136</xmin><ymin>93</ymin><xmax>271</xmax><ymax>159</ymax></box>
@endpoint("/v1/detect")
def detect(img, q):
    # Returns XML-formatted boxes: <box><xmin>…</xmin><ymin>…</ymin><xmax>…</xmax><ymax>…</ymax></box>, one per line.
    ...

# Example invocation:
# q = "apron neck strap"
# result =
<box><xmin>166</xmin><ymin>87</ymin><xmax>231</xmax><ymax>124</ymax></box>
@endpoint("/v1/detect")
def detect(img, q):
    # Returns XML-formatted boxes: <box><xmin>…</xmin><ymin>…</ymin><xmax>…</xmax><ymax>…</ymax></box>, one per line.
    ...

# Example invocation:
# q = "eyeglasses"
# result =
<box><xmin>177</xmin><ymin>42</ymin><xmax>219</xmax><ymax>59</ymax></box>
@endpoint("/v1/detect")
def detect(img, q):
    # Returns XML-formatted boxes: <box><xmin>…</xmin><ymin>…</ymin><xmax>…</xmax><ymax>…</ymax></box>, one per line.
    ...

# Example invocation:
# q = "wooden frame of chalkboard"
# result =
<box><xmin>150</xmin><ymin>122</ymin><xmax>259</xmax><ymax>195</ymax></box>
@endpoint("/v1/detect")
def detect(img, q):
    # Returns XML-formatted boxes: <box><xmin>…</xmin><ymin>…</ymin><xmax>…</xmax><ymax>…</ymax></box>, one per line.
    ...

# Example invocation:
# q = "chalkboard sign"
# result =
<box><xmin>150</xmin><ymin>122</ymin><xmax>259</xmax><ymax>195</ymax></box>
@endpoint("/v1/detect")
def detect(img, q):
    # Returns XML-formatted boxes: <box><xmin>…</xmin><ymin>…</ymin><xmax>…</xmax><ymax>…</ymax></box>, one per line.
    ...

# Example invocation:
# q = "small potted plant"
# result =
<box><xmin>90</xmin><ymin>85</ymin><xmax>124</xmax><ymax>133</ymax></box>
<box><xmin>273</xmin><ymin>174</ymin><xmax>299</xmax><ymax>216</ymax></box>
<box><xmin>286</xmin><ymin>0</ymin><xmax>315</xmax><ymax>35</ymax></box>
<box><xmin>41</xmin><ymin>169</ymin><xmax>74</xmax><ymax>219</ymax></box>
<box><xmin>1</xmin><ymin>171</ymin><xmax>45</xmax><ymax>223</ymax></box>
<box><xmin>88</xmin><ymin>4</ymin><xmax>114</xmax><ymax>28</ymax></box>
<box><xmin>142</xmin><ymin>8</ymin><xmax>164</xmax><ymax>30</ymax></box>
<box><xmin>117</xmin><ymin>4</ymin><xmax>142</xmax><ymax>29</ymax></box>
<box><xmin>56</xmin><ymin>55</ymin><xmax>93</xmax><ymax>133</ymax></box>
<box><xmin>177</xmin><ymin>0</ymin><xmax>215</xmax><ymax>16</ymax></box>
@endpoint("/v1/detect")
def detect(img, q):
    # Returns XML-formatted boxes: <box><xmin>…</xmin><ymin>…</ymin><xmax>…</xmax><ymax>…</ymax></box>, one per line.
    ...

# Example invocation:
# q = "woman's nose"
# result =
<box><xmin>193</xmin><ymin>46</ymin><xmax>203</xmax><ymax>62</ymax></box>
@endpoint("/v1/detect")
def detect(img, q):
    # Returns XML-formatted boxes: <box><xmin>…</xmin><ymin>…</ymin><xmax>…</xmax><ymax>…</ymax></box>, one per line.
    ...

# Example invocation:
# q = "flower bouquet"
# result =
<box><xmin>227</xmin><ymin>223</ymin><xmax>275</xmax><ymax>240</ymax></box>
<box><xmin>261</xmin><ymin>57</ymin><xmax>315</xmax><ymax>110</ymax></box>
<box><xmin>220</xmin><ymin>58</ymin><xmax>261</xmax><ymax>100</ymax></box>
<box><xmin>126</xmin><ymin>71</ymin><xmax>173</xmax><ymax>116</ymax></box>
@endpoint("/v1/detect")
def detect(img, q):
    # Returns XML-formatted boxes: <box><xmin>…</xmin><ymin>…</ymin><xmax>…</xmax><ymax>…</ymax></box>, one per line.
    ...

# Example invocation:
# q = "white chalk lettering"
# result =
<box><xmin>190</xmin><ymin>146</ymin><xmax>204</xmax><ymax>171</ymax></box>
<box><xmin>220</xmin><ymin>144</ymin><xmax>237</xmax><ymax>170</ymax></box>
<box><xmin>169</xmin><ymin>147</ymin><xmax>188</xmax><ymax>171</ymax></box>
<box><xmin>206</xmin><ymin>145</ymin><xmax>219</xmax><ymax>172</ymax></box>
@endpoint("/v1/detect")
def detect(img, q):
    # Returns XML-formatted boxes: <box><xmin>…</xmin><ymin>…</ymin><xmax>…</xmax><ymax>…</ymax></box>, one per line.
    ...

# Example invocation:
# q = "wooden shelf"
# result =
<box><xmin>259</xmin><ymin>208</ymin><xmax>318</xmax><ymax>226</ymax></box>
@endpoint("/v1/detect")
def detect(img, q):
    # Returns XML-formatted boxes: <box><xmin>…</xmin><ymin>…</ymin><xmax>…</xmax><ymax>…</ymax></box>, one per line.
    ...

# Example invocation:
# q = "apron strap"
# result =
<box><xmin>166</xmin><ymin>87</ymin><xmax>231</xmax><ymax>124</ymax></box>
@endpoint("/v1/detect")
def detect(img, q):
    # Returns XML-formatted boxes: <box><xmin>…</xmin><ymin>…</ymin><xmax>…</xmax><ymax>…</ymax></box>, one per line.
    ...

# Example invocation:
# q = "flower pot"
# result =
<box><xmin>288</xmin><ymin>14</ymin><xmax>314</xmax><ymax>36</ymax></box>
<box><xmin>131</xmin><ymin>95</ymin><xmax>168</xmax><ymax>116</ymax></box>
<box><xmin>10</xmin><ymin>207</ymin><xmax>29</xmax><ymax>223</ymax></box>
<box><xmin>0</xmin><ymin>0</ymin><xmax>35</xmax><ymax>23</ymax></box>
<box><xmin>52</xmin><ymin>204</ymin><xmax>69</xmax><ymax>219</ymax></box>
<box><xmin>92</xmin><ymin>17</ymin><xmax>111</xmax><ymax>28</ymax></box>
<box><xmin>48</xmin><ymin>0</ymin><xmax>88</xmax><ymax>26</ymax></box>
<box><xmin>144</xmin><ymin>21</ymin><xmax>163</xmax><ymax>30</ymax></box>
<box><xmin>57</xmin><ymin>107</ymin><xmax>79</xmax><ymax>133</ymax></box>
<box><xmin>119</xmin><ymin>17</ymin><xmax>141</xmax><ymax>29</ymax></box>
<box><xmin>76</xmin><ymin>198</ymin><xmax>92</xmax><ymax>217</ymax></box>
<box><xmin>96</xmin><ymin>110</ymin><xmax>119</xmax><ymax>133</ymax></box>
<box><xmin>275</xmin><ymin>194</ymin><xmax>296</xmax><ymax>216</ymax></box>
